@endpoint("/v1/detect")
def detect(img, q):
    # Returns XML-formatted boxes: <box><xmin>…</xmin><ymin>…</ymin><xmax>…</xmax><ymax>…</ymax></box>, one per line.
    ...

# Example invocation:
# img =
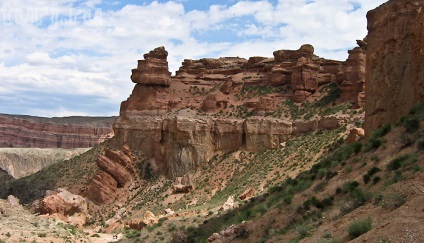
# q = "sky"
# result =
<box><xmin>0</xmin><ymin>0</ymin><xmax>387</xmax><ymax>117</ymax></box>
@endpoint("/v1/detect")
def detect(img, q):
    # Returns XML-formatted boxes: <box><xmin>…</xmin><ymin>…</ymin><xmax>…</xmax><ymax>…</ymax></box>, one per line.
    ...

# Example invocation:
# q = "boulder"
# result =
<box><xmin>238</xmin><ymin>188</ymin><xmax>255</xmax><ymax>200</ymax></box>
<box><xmin>37</xmin><ymin>188</ymin><xmax>88</xmax><ymax>228</ymax></box>
<box><xmin>173</xmin><ymin>174</ymin><xmax>193</xmax><ymax>193</ymax></box>
<box><xmin>346</xmin><ymin>127</ymin><xmax>365</xmax><ymax>144</ymax></box>
<box><xmin>219</xmin><ymin>196</ymin><xmax>235</xmax><ymax>211</ymax></box>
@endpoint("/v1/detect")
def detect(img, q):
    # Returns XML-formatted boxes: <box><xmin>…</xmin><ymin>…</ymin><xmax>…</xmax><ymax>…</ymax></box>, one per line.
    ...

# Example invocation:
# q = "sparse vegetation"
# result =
<box><xmin>347</xmin><ymin>217</ymin><xmax>372</xmax><ymax>239</ymax></box>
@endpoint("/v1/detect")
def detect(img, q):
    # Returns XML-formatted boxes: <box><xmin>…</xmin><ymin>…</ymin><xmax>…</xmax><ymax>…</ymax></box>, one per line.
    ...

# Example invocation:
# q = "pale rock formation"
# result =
<box><xmin>164</xmin><ymin>208</ymin><xmax>174</xmax><ymax>216</ymax></box>
<box><xmin>219</xmin><ymin>196</ymin><xmax>235</xmax><ymax>211</ymax></box>
<box><xmin>7</xmin><ymin>195</ymin><xmax>20</xmax><ymax>206</ymax></box>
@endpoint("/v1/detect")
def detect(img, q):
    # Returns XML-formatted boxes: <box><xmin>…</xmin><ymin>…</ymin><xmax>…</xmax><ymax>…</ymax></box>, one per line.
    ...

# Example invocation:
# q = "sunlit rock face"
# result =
<box><xmin>0</xmin><ymin>114</ymin><xmax>114</xmax><ymax>149</ymax></box>
<box><xmin>364</xmin><ymin>0</ymin><xmax>424</xmax><ymax>135</ymax></box>
<box><xmin>112</xmin><ymin>45</ymin><xmax>363</xmax><ymax>178</ymax></box>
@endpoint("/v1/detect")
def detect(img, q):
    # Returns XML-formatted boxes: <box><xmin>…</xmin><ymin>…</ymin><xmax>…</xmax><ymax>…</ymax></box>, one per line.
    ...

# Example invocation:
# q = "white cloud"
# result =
<box><xmin>0</xmin><ymin>0</ymin><xmax>387</xmax><ymax>117</ymax></box>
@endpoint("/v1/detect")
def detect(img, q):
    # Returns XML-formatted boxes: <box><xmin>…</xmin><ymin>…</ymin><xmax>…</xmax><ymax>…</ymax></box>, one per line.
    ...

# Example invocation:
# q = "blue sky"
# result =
<box><xmin>0</xmin><ymin>0</ymin><xmax>387</xmax><ymax>117</ymax></box>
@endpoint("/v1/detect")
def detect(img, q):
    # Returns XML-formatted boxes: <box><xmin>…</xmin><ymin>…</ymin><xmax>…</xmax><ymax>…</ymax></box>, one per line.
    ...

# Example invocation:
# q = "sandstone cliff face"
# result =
<box><xmin>0</xmin><ymin>114</ymin><xmax>115</xmax><ymax>149</ymax></box>
<box><xmin>364</xmin><ymin>0</ymin><xmax>424</xmax><ymax>135</ymax></box>
<box><xmin>111</xmin><ymin>45</ymin><xmax>364</xmax><ymax>179</ymax></box>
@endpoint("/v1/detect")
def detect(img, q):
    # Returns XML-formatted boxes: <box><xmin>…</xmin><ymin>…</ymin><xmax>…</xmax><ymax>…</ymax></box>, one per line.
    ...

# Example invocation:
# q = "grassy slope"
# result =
<box><xmin>180</xmin><ymin>104</ymin><xmax>424</xmax><ymax>243</ymax></box>
<box><xmin>0</xmin><ymin>145</ymin><xmax>102</xmax><ymax>204</ymax></box>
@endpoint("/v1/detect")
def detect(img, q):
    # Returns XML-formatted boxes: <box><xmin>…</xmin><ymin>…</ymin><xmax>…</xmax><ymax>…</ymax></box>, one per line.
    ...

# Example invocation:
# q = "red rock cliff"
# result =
<box><xmin>364</xmin><ymin>0</ymin><xmax>424</xmax><ymax>135</ymax></box>
<box><xmin>112</xmin><ymin>46</ymin><xmax>364</xmax><ymax>178</ymax></box>
<box><xmin>0</xmin><ymin>114</ymin><xmax>115</xmax><ymax>149</ymax></box>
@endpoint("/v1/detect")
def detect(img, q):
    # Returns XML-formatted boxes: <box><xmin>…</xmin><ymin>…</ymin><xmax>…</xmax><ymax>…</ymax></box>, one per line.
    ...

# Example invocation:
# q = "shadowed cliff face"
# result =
<box><xmin>0</xmin><ymin>115</ymin><xmax>115</xmax><ymax>149</ymax></box>
<box><xmin>364</xmin><ymin>0</ymin><xmax>424</xmax><ymax>135</ymax></box>
<box><xmin>109</xmin><ymin>46</ymin><xmax>365</xmax><ymax>179</ymax></box>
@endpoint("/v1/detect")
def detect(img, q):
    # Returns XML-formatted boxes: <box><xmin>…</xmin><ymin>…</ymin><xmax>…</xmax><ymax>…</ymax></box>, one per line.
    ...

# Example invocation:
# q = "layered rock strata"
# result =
<box><xmin>112</xmin><ymin>45</ymin><xmax>364</xmax><ymax>179</ymax></box>
<box><xmin>364</xmin><ymin>0</ymin><xmax>424</xmax><ymax>135</ymax></box>
<box><xmin>86</xmin><ymin>145</ymin><xmax>136</xmax><ymax>204</ymax></box>
<box><xmin>0</xmin><ymin>114</ymin><xmax>115</xmax><ymax>149</ymax></box>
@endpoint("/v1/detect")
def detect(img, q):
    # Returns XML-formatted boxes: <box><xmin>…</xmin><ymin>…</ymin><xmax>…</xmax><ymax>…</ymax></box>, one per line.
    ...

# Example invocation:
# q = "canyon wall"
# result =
<box><xmin>110</xmin><ymin>46</ymin><xmax>364</xmax><ymax>179</ymax></box>
<box><xmin>0</xmin><ymin>114</ymin><xmax>115</xmax><ymax>149</ymax></box>
<box><xmin>364</xmin><ymin>0</ymin><xmax>424</xmax><ymax>135</ymax></box>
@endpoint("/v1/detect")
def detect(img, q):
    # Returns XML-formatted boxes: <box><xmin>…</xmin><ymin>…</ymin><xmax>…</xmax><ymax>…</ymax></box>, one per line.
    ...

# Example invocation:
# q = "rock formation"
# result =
<box><xmin>239</xmin><ymin>188</ymin><xmax>255</xmax><ymax>200</ymax></box>
<box><xmin>127</xmin><ymin>211</ymin><xmax>158</xmax><ymax>230</ymax></box>
<box><xmin>172</xmin><ymin>174</ymin><xmax>193</xmax><ymax>193</ymax></box>
<box><xmin>340</xmin><ymin>47</ymin><xmax>366</xmax><ymax>107</ymax></box>
<box><xmin>110</xmin><ymin>45</ymin><xmax>366</xmax><ymax>179</ymax></box>
<box><xmin>36</xmin><ymin>188</ymin><xmax>88</xmax><ymax>228</ymax></box>
<box><xmin>364</xmin><ymin>0</ymin><xmax>424</xmax><ymax>135</ymax></box>
<box><xmin>0</xmin><ymin>114</ymin><xmax>115</xmax><ymax>149</ymax></box>
<box><xmin>346</xmin><ymin>127</ymin><xmax>365</xmax><ymax>144</ymax></box>
<box><xmin>86</xmin><ymin>145</ymin><xmax>136</xmax><ymax>204</ymax></box>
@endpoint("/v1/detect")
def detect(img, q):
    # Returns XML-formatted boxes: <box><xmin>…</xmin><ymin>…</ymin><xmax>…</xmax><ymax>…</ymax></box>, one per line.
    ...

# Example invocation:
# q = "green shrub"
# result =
<box><xmin>387</xmin><ymin>154</ymin><xmax>417</xmax><ymax>171</ymax></box>
<box><xmin>91</xmin><ymin>234</ymin><xmax>101</xmax><ymax>238</ymax></box>
<box><xmin>295</xmin><ymin>225</ymin><xmax>312</xmax><ymax>239</ymax></box>
<box><xmin>417</xmin><ymin>137</ymin><xmax>424</xmax><ymax>150</ymax></box>
<box><xmin>37</xmin><ymin>233</ymin><xmax>47</xmax><ymax>238</ymax></box>
<box><xmin>364</xmin><ymin>138</ymin><xmax>383</xmax><ymax>151</ymax></box>
<box><xmin>372</xmin><ymin>176</ymin><xmax>381</xmax><ymax>184</ymax></box>
<box><xmin>363</xmin><ymin>174</ymin><xmax>371</xmax><ymax>184</ymax></box>
<box><xmin>367</xmin><ymin>167</ymin><xmax>381</xmax><ymax>176</ymax></box>
<box><xmin>371</xmin><ymin>124</ymin><xmax>391</xmax><ymax>138</ymax></box>
<box><xmin>381</xmin><ymin>192</ymin><xmax>406</xmax><ymax>210</ymax></box>
<box><xmin>341</xmin><ymin>181</ymin><xmax>360</xmax><ymax>193</ymax></box>
<box><xmin>347</xmin><ymin>217</ymin><xmax>372</xmax><ymax>239</ymax></box>
<box><xmin>403</xmin><ymin>118</ymin><xmax>420</xmax><ymax>133</ymax></box>
<box><xmin>125</xmin><ymin>229</ymin><xmax>141</xmax><ymax>239</ymax></box>
<box><xmin>351</xmin><ymin>142</ymin><xmax>363</xmax><ymax>154</ymax></box>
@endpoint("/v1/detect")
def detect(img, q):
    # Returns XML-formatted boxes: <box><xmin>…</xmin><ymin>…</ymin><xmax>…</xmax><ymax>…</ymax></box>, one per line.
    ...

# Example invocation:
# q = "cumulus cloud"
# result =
<box><xmin>0</xmin><ymin>0</ymin><xmax>387</xmax><ymax>117</ymax></box>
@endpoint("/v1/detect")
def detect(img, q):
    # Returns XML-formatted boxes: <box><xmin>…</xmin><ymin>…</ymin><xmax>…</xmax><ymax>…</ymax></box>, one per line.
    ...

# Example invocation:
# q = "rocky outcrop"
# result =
<box><xmin>208</xmin><ymin>222</ymin><xmax>248</xmax><ymax>242</ymax></box>
<box><xmin>0</xmin><ymin>114</ymin><xmax>115</xmax><ymax>149</ymax></box>
<box><xmin>364</xmin><ymin>0</ymin><xmax>424</xmax><ymax>135</ymax></box>
<box><xmin>219</xmin><ymin>196</ymin><xmax>235</xmax><ymax>211</ymax></box>
<box><xmin>239</xmin><ymin>188</ymin><xmax>255</xmax><ymax>200</ymax></box>
<box><xmin>127</xmin><ymin>211</ymin><xmax>158</xmax><ymax>230</ymax></box>
<box><xmin>36</xmin><ymin>188</ymin><xmax>88</xmax><ymax>228</ymax></box>
<box><xmin>172</xmin><ymin>175</ymin><xmax>193</xmax><ymax>193</ymax></box>
<box><xmin>340</xmin><ymin>47</ymin><xmax>366</xmax><ymax>107</ymax></box>
<box><xmin>86</xmin><ymin>145</ymin><xmax>136</xmax><ymax>204</ymax></box>
<box><xmin>114</xmin><ymin>115</ymin><xmax>345</xmax><ymax>178</ymax></box>
<box><xmin>109</xmin><ymin>46</ymin><xmax>364</xmax><ymax>179</ymax></box>
<box><xmin>131</xmin><ymin>46</ymin><xmax>171</xmax><ymax>86</ymax></box>
<box><xmin>346</xmin><ymin>127</ymin><xmax>365</xmax><ymax>144</ymax></box>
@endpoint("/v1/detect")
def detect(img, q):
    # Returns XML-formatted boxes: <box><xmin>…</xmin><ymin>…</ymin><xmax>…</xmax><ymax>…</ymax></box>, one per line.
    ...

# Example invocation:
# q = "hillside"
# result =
<box><xmin>1</xmin><ymin>0</ymin><xmax>424</xmax><ymax>242</ymax></box>
<box><xmin>182</xmin><ymin>105</ymin><xmax>424</xmax><ymax>242</ymax></box>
